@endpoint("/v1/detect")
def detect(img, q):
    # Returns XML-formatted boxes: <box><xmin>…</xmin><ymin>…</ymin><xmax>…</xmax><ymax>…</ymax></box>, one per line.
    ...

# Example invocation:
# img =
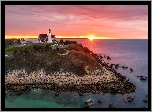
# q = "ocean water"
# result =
<box><xmin>5</xmin><ymin>39</ymin><xmax>148</xmax><ymax>108</ymax></box>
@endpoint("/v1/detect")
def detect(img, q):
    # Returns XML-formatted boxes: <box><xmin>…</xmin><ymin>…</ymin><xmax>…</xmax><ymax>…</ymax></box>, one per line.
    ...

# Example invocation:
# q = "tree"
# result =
<box><xmin>59</xmin><ymin>39</ymin><xmax>64</xmax><ymax>44</ymax></box>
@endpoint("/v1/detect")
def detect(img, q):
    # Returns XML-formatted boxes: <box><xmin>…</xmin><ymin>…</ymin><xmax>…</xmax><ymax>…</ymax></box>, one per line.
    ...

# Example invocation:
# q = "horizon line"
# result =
<box><xmin>5</xmin><ymin>35</ymin><xmax>148</xmax><ymax>39</ymax></box>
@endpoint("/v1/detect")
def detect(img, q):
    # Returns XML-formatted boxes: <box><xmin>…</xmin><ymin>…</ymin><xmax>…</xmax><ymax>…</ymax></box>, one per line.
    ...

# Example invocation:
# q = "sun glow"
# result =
<box><xmin>89</xmin><ymin>35</ymin><xmax>94</xmax><ymax>41</ymax></box>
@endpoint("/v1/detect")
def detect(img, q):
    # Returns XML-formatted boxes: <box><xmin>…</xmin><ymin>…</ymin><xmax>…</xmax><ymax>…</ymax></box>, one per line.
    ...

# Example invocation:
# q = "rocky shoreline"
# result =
<box><xmin>5</xmin><ymin>66</ymin><xmax>136</xmax><ymax>96</ymax></box>
<box><xmin>5</xmin><ymin>41</ymin><xmax>136</xmax><ymax>96</ymax></box>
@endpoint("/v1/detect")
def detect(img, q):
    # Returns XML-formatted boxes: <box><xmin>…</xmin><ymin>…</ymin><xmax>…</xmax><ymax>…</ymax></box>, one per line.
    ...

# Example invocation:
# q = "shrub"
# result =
<box><xmin>64</xmin><ymin>40</ymin><xmax>77</xmax><ymax>45</ymax></box>
<box><xmin>68</xmin><ymin>44</ymin><xmax>83</xmax><ymax>51</ymax></box>
<box><xmin>83</xmin><ymin>47</ymin><xmax>90</xmax><ymax>53</ymax></box>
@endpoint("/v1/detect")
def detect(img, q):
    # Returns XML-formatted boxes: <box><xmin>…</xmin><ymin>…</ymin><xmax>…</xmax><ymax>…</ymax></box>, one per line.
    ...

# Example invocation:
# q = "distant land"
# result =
<box><xmin>5</xmin><ymin>37</ymin><xmax>88</xmax><ymax>39</ymax></box>
<box><xmin>5</xmin><ymin>38</ymin><xmax>148</xmax><ymax>40</ymax></box>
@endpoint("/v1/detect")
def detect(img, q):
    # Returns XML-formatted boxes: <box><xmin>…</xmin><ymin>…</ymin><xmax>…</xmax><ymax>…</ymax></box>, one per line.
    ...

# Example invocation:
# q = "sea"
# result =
<box><xmin>5</xmin><ymin>39</ymin><xmax>149</xmax><ymax>108</ymax></box>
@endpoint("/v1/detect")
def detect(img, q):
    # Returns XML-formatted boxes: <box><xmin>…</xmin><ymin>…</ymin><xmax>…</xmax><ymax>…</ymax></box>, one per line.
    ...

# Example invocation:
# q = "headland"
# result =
<box><xmin>5</xmin><ymin>39</ymin><xmax>136</xmax><ymax>96</ymax></box>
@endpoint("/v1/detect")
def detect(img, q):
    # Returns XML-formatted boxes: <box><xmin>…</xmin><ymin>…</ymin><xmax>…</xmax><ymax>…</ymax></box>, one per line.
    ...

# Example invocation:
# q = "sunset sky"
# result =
<box><xmin>5</xmin><ymin>5</ymin><xmax>148</xmax><ymax>39</ymax></box>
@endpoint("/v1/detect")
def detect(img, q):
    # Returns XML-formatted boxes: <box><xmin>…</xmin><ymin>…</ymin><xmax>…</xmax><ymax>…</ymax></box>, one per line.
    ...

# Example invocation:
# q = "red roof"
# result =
<box><xmin>39</xmin><ymin>34</ymin><xmax>47</xmax><ymax>38</ymax></box>
<box><xmin>39</xmin><ymin>34</ymin><xmax>55</xmax><ymax>38</ymax></box>
<box><xmin>38</xmin><ymin>34</ymin><xmax>56</xmax><ymax>42</ymax></box>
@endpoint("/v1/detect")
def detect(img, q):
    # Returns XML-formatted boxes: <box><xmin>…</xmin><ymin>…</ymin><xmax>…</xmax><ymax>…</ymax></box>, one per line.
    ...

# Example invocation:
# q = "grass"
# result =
<box><xmin>26</xmin><ymin>44</ymin><xmax>35</xmax><ymax>50</ymax></box>
<box><xmin>5</xmin><ymin>42</ymin><xmax>63</xmax><ymax>53</ymax></box>
<box><xmin>5</xmin><ymin>46</ymin><xmax>22</xmax><ymax>52</ymax></box>
<box><xmin>5</xmin><ymin>43</ymin><xmax>45</xmax><ymax>52</ymax></box>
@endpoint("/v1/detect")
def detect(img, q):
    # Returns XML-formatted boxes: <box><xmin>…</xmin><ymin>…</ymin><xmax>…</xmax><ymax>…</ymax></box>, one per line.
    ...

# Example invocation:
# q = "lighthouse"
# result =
<box><xmin>47</xmin><ymin>29</ymin><xmax>52</xmax><ymax>43</ymax></box>
<box><xmin>38</xmin><ymin>29</ymin><xmax>56</xmax><ymax>43</ymax></box>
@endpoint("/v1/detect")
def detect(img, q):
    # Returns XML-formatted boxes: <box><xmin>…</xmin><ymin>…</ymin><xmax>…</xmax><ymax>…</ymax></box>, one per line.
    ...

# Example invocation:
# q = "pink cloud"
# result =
<box><xmin>5</xmin><ymin>5</ymin><xmax>148</xmax><ymax>39</ymax></box>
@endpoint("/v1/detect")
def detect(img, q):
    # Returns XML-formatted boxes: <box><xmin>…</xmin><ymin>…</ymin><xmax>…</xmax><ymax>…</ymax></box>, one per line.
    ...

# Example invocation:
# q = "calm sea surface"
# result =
<box><xmin>5</xmin><ymin>39</ymin><xmax>148</xmax><ymax>108</ymax></box>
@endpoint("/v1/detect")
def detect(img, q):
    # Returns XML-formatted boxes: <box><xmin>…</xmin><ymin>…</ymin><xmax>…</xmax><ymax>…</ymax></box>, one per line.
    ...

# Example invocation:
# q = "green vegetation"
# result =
<box><xmin>5</xmin><ymin>41</ymin><xmax>102</xmax><ymax>76</ymax></box>
<box><xmin>5</xmin><ymin>46</ymin><xmax>22</xmax><ymax>52</ymax></box>
<box><xmin>5</xmin><ymin>43</ymin><xmax>44</xmax><ymax>52</ymax></box>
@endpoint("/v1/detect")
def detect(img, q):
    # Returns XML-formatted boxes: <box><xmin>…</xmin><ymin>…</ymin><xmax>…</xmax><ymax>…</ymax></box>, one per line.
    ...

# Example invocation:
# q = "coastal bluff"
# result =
<box><xmin>5</xmin><ymin>40</ymin><xmax>136</xmax><ymax>96</ymax></box>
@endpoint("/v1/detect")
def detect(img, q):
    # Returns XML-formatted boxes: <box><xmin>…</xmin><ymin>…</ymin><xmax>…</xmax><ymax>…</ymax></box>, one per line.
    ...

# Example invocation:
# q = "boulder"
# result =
<box><xmin>127</xmin><ymin>96</ymin><xmax>134</xmax><ymax>102</ymax></box>
<box><xmin>109</xmin><ymin>104</ymin><xmax>115</xmax><ymax>108</ymax></box>
<box><xmin>79</xmin><ymin>92</ymin><xmax>83</xmax><ymax>96</ymax></box>
<box><xmin>140</xmin><ymin>77</ymin><xmax>147</xmax><ymax>80</ymax></box>
<box><xmin>107</xmin><ymin>56</ymin><xmax>111</xmax><ymax>60</ymax></box>
<box><xmin>130</xmin><ymin>68</ymin><xmax>133</xmax><ymax>72</ymax></box>
<box><xmin>143</xmin><ymin>100</ymin><xmax>148</xmax><ymax>103</ymax></box>
<box><xmin>98</xmin><ymin>99</ymin><xmax>102</xmax><ymax>103</ymax></box>
<box><xmin>55</xmin><ymin>92</ymin><xmax>59</xmax><ymax>96</ymax></box>
<box><xmin>122</xmin><ymin>66</ymin><xmax>128</xmax><ymax>69</ymax></box>
<box><xmin>85</xmin><ymin>99</ymin><xmax>94</xmax><ymax>108</ymax></box>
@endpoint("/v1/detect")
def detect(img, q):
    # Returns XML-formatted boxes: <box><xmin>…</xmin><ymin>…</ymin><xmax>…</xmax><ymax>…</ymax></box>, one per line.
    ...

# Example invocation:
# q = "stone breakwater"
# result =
<box><xmin>5</xmin><ymin>67</ymin><xmax>136</xmax><ymax>96</ymax></box>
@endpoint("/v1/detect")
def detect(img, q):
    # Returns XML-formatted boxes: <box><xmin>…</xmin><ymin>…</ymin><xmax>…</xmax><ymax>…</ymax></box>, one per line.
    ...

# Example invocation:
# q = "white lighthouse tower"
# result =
<box><xmin>47</xmin><ymin>29</ymin><xmax>52</xmax><ymax>43</ymax></box>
